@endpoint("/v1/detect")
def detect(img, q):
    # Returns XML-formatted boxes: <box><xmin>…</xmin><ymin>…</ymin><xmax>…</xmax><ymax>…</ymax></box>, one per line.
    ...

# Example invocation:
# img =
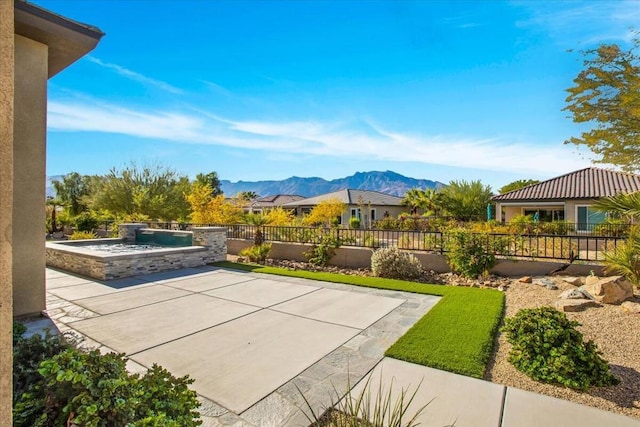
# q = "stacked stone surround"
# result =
<box><xmin>46</xmin><ymin>225</ymin><xmax>227</xmax><ymax>280</ymax></box>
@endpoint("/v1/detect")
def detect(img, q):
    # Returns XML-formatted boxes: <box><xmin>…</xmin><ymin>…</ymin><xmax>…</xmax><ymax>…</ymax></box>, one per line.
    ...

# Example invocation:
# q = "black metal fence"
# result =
<box><xmin>220</xmin><ymin>224</ymin><xmax>624</xmax><ymax>262</ymax></box>
<box><xmin>95</xmin><ymin>221</ymin><xmax>626</xmax><ymax>262</ymax></box>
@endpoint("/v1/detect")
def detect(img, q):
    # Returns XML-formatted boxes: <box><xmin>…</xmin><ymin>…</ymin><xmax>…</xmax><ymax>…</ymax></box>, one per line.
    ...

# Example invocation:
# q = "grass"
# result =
<box><xmin>213</xmin><ymin>261</ymin><xmax>505</xmax><ymax>378</ymax></box>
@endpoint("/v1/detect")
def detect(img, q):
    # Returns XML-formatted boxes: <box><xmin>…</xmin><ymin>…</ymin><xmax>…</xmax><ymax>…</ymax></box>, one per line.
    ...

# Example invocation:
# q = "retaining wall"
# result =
<box><xmin>227</xmin><ymin>239</ymin><xmax>606</xmax><ymax>277</ymax></box>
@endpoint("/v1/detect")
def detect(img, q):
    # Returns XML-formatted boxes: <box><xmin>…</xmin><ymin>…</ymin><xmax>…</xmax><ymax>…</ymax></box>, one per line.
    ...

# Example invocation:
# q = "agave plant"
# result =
<box><xmin>297</xmin><ymin>373</ymin><xmax>432</xmax><ymax>427</ymax></box>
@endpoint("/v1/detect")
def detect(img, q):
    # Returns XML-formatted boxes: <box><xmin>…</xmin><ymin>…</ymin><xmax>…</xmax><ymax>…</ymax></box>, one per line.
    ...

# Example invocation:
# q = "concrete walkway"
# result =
<box><xmin>41</xmin><ymin>266</ymin><xmax>639</xmax><ymax>426</ymax></box>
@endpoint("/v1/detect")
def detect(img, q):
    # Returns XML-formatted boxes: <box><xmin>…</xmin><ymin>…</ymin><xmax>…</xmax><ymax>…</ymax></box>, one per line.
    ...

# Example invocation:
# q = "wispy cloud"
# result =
<box><xmin>47</xmin><ymin>97</ymin><xmax>591</xmax><ymax>176</ymax></box>
<box><xmin>85</xmin><ymin>56</ymin><xmax>184</xmax><ymax>94</ymax></box>
<box><xmin>515</xmin><ymin>1</ymin><xmax>639</xmax><ymax>45</ymax></box>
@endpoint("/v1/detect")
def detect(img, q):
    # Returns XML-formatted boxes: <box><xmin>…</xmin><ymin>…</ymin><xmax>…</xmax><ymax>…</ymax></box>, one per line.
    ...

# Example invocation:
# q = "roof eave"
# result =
<box><xmin>15</xmin><ymin>0</ymin><xmax>104</xmax><ymax>78</ymax></box>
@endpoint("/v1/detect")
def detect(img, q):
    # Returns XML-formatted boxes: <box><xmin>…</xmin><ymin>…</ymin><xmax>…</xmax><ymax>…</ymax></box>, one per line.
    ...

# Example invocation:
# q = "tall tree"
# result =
<box><xmin>92</xmin><ymin>163</ymin><xmax>191</xmax><ymax>221</ymax></box>
<box><xmin>401</xmin><ymin>188</ymin><xmax>426</xmax><ymax>214</ymax></box>
<box><xmin>498</xmin><ymin>179</ymin><xmax>540</xmax><ymax>194</ymax></box>
<box><xmin>303</xmin><ymin>198</ymin><xmax>346</xmax><ymax>227</ymax></box>
<box><xmin>185</xmin><ymin>184</ymin><xmax>244</xmax><ymax>224</ymax></box>
<box><xmin>401</xmin><ymin>188</ymin><xmax>442</xmax><ymax>216</ymax></box>
<box><xmin>438</xmin><ymin>180</ymin><xmax>493</xmax><ymax>221</ymax></box>
<box><xmin>52</xmin><ymin>172</ymin><xmax>90</xmax><ymax>216</ymax></box>
<box><xmin>563</xmin><ymin>37</ymin><xmax>640</xmax><ymax>172</ymax></box>
<box><xmin>195</xmin><ymin>172</ymin><xmax>223</xmax><ymax>197</ymax></box>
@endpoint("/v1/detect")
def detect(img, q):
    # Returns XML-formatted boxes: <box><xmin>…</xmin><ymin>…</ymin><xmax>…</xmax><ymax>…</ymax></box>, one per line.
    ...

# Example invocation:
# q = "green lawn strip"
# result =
<box><xmin>213</xmin><ymin>261</ymin><xmax>505</xmax><ymax>378</ymax></box>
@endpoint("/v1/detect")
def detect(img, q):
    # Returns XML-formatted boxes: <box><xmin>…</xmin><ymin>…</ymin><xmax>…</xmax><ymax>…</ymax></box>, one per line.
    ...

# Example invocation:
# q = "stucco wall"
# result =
<box><xmin>0</xmin><ymin>2</ymin><xmax>14</xmax><ymax>424</ymax></box>
<box><xmin>341</xmin><ymin>205</ymin><xmax>406</xmax><ymax>226</ymax></box>
<box><xmin>13</xmin><ymin>35</ymin><xmax>47</xmax><ymax>316</ymax></box>
<box><xmin>228</xmin><ymin>239</ymin><xmax>604</xmax><ymax>277</ymax></box>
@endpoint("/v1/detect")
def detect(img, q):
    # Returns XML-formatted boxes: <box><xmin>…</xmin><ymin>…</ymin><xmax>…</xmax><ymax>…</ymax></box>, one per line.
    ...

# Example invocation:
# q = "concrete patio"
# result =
<box><xmin>39</xmin><ymin>266</ymin><xmax>640</xmax><ymax>426</ymax></box>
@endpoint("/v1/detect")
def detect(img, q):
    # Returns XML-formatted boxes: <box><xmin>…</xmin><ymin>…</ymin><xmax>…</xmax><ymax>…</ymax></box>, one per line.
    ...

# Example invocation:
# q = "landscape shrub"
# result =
<box><xmin>304</xmin><ymin>230</ymin><xmax>344</xmax><ymax>266</ymax></box>
<box><xmin>14</xmin><ymin>347</ymin><xmax>201</xmax><ymax>426</ymax></box>
<box><xmin>444</xmin><ymin>228</ymin><xmax>498</xmax><ymax>278</ymax></box>
<box><xmin>349</xmin><ymin>217</ymin><xmax>361</xmax><ymax>229</ymax></box>
<box><xmin>13</xmin><ymin>325</ymin><xmax>72</xmax><ymax>407</ymax></box>
<box><xmin>502</xmin><ymin>307</ymin><xmax>618</xmax><ymax>391</ymax></box>
<box><xmin>69</xmin><ymin>230</ymin><xmax>98</xmax><ymax>240</ymax></box>
<box><xmin>371</xmin><ymin>247</ymin><xmax>422</xmax><ymax>280</ymax></box>
<box><xmin>362</xmin><ymin>232</ymin><xmax>380</xmax><ymax>248</ymax></box>
<box><xmin>594</xmin><ymin>218</ymin><xmax>629</xmax><ymax>237</ymax></box>
<box><xmin>239</xmin><ymin>243</ymin><xmax>272</xmax><ymax>263</ymax></box>
<box><xmin>373</xmin><ymin>217</ymin><xmax>401</xmax><ymax>230</ymax></box>
<box><xmin>537</xmin><ymin>220</ymin><xmax>576</xmax><ymax>235</ymax></box>
<box><xmin>73</xmin><ymin>212</ymin><xmax>100</xmax><ymax>232</ymax></box>
<box><xmin>13</xmin><ymin>323</ymin><xmax>201</xmax><ymax>427</ymax></box>
<box><xmin>507</xmin><ymin>214</ymin><xmax>535</xmax><ymax>234</ymax></box>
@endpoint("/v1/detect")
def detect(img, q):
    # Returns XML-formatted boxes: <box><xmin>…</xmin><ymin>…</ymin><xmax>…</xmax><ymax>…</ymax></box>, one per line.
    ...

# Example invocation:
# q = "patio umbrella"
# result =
<box><xmin>487</xmin><ymin>203</ymin><xmax>492</xmax><ymax>220</ymax></box>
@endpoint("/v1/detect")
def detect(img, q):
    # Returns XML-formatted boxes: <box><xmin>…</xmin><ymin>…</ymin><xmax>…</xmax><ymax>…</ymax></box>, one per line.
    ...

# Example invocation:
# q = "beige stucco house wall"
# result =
<box><xmin>11</xmin><ymin>1</ymin><xmax>103</xmax><ymax>317</ymax></box>
<box><xmin>0</xmin><ymin>3</ymin><xmax>102</xmax><ymax>422</ymax></box>
<box><xmin>0</xmin><ymin>2</ymin><xmax>15</xmax><ymax>424</ymax></box>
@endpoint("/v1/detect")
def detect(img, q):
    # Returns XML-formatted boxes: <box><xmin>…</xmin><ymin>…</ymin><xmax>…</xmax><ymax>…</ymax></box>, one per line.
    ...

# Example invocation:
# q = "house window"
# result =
<box><xmin>370</xmin><ymin>209</ymin><xmax>376</xmax><ymax>221</ymax></box>
<box><xmin>350</xmin><ymin>208</ymin><xmax>361</xmax><ymax>219</ymax></box>
<box><xmin>576</xmin><ymin>205</ymin><xmax>606</xmax><ymax>231</ymax></box>
<box><xmin>523</xmin><ymin>209</ymin><xmax>564</xmax><ymax>222</ymax></box>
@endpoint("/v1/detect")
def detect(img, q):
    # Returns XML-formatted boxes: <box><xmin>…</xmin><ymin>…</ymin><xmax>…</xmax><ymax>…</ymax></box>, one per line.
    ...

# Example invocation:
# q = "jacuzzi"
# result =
<box><xmin>45</xmin><ymin>225</ymin><xmax>226</xmax><ymax>280</ymax></box>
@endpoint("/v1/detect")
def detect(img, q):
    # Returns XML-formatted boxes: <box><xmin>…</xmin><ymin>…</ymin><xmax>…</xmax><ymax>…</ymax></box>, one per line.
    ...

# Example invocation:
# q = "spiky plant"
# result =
<box><xmin>245</xmin><ymin>213</ymin><xmax>271</xmax><ymax>246</ymax></box>
<box><xmin>297</xmin><ymin>373</ymin><xmax>430</xmax><ymax>427</ymax></box>
<box><xmin>604</xmin><ymin>226</ymin><xmax>640</xmax><ymax>287</ymax></box>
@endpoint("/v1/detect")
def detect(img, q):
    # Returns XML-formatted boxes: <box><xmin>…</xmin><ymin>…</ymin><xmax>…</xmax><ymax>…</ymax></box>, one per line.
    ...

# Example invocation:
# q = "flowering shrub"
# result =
<box><xmin>371</xmin><ymin>247</ymin><xmax>422</xmax><ymax>280</ymax></box>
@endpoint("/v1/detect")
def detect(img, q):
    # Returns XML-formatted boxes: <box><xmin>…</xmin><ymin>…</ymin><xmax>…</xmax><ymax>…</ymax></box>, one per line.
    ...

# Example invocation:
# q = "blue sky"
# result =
<box><xmin>39</xmin><ymin>0</ymin><xmax>639</xmax><ymax>191</ymax></box>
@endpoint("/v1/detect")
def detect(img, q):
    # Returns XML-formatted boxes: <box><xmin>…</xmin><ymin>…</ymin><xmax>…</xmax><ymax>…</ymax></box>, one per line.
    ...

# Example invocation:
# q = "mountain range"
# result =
<box><xmin>220</xmin><ymin>171</ymin><xmax>444</xmax><ymax>198</ymax></box>
<box><xmin>46</xmin><ymin>171</ymin><xmax>444</xmax><ymax>199</ymax></box>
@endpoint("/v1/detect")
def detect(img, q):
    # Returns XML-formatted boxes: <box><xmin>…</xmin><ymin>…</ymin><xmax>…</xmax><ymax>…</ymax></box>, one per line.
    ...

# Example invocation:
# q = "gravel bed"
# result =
<box><xmin>228</xmin><ymin>256</ymin><xmax>640</xmax><ymax>419</ymax></box>
<box><xmin>485</xmin><ymin>277</ymin><xmax>640</xmax><ymax>420</ymax></box>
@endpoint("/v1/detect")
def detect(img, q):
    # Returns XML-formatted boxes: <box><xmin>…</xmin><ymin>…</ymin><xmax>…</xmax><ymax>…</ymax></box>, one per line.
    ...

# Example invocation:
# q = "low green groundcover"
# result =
<box><xmin>214</xmin><ymin>261</ymin><xmax>505</xmax><ymax>378</ymax></box>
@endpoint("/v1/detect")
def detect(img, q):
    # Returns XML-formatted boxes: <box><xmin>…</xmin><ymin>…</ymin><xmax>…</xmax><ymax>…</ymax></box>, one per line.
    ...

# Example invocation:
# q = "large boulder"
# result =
<box><xmin>580</xmin><ymin>276</ymin><xmax>634</xmax><ymax>305</ymax></box>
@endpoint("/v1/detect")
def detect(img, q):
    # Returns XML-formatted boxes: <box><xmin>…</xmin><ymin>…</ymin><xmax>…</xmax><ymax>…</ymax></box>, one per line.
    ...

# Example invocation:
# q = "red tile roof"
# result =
<box><xmin>492</xmin><ymin>167</ymin><xmax>640</xmax><ymax>202</ymax></box>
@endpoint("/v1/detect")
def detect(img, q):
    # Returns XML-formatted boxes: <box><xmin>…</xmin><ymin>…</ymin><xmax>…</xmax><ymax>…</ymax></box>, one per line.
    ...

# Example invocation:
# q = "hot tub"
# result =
<box><xmin>45</xmin><ymin>225</ymin><xmax>226</xmax><ymax>280</ymax></box>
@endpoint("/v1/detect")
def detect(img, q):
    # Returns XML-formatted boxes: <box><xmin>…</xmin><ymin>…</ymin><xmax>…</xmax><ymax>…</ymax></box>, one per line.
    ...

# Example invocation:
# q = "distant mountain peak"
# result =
<box><xmin>220</xmin><ymin>171</ymin><xmax>444</xmax><ymax>198</ymax></box>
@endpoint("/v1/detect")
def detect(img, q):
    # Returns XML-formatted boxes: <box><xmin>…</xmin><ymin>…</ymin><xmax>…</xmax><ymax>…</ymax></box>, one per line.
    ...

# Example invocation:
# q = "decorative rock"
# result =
<box><xmin>621</xmin><ymin>301</ymin><xmax>640</xmax><ymax>314</ymax></box>
<box><xmin>581</xmin><ymin>276</ymin><xmax>634</xmax><ymax>305</ymax></box>
<box><xmin>585</xmin><ymin>275</ymin><xmax>600</xmax><ymax>287</ymax></box>
<box><xmin>518</xmin><ymin>276</ymin><xmax>532</xmax><ymax>283</ymax></box>
<box><xmin>554</xmin><ymin>298</ymin><xmax>601</xmax><ymax>312</ymax></box>
<box><xmin>498</xmin><ymin>285</ymin><xmax>505</xmax><ymax>292</ymax></box>
<box><xmin>535</xmin><ymin>278</ymin><xmax>558</xmax><ymax>290</ymax></box>
<box><xmin>558</xmin><ymin>288</ymin><xmax>590</xmax><ymax>300</ymax></box>
<box><xmin>562</xmin><ymin>276</ymin><xmax>582</xmax><ymax>286</ymax></box>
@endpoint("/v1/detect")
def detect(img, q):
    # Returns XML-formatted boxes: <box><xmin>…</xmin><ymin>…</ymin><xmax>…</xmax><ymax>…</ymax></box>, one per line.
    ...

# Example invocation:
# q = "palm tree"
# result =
<box><xmin>245</xmin><ymin>213</ymin><xmax>271</xmax><ymax>246</ymax></box>
<box><xmin>594</xmin><ymin>192</ymin><xmax>640</xmax><ymax>286</ymax></box>
<box><xmin>593</xmin><ymin>192</ymin><xmax>640</xmax><ymax>221</ymax></box>
<box><xmin>401</xmin><ymin>189</ymin><xmax>427</xmax><ymax>215</ymax></box>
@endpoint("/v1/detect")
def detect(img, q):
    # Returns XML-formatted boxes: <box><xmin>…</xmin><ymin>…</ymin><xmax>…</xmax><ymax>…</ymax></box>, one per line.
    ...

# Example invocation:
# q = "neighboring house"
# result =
<box><xmin>246</xmin><ymin>194</ymin><xmax>305</xmax><ymax>214</ymax></box>
<box><xmin>491</xmin><ymin>167</ymin><xmax>640</xmax><ymax>231</ymax></box>
<box><xmin>282</xmin><ymin>189</ymin><xmax>404</xmax><ymax>227</ymax></box>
